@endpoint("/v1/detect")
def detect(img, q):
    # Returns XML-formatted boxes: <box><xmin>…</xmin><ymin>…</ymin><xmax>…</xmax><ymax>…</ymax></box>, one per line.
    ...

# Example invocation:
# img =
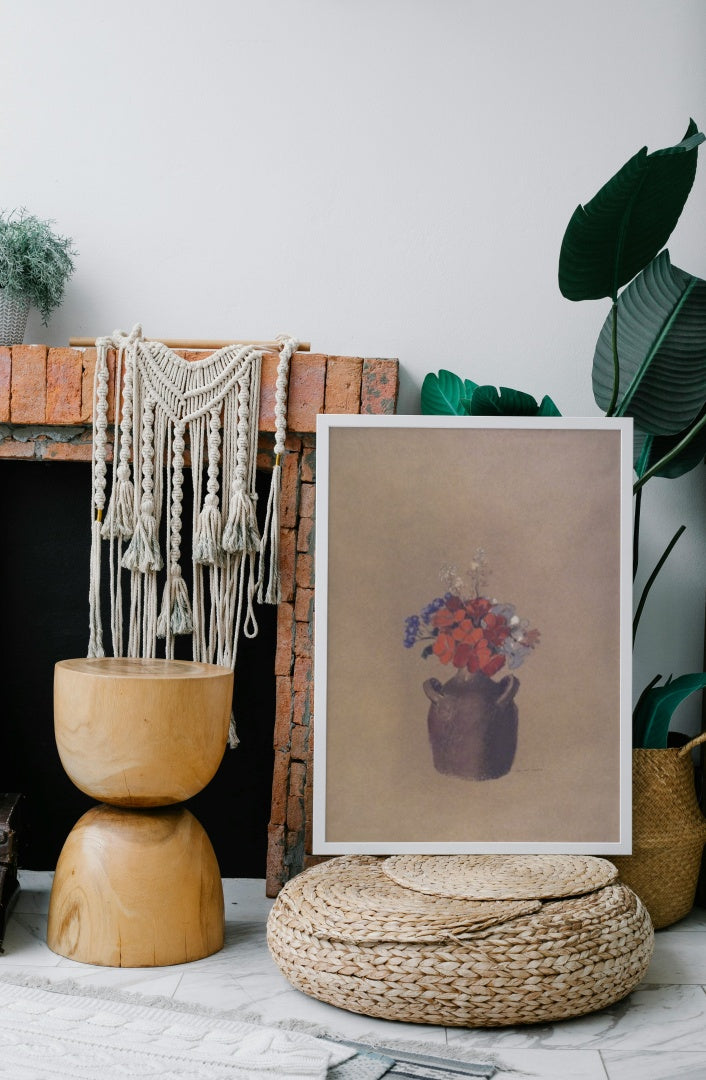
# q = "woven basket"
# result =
<box><xmin>0</xmin><ymin>290</ymin><xmax>29</xmax><ymax>346</ymax></box>
<box><xmin>267</xmin><ymin>855</ymin><xmax>654</xmax><ymax>1027</ymax></box>
<box><xmin>610</xmin><ymin>732</ymin><xmax>706</xmax><ymax>930</ymax></box>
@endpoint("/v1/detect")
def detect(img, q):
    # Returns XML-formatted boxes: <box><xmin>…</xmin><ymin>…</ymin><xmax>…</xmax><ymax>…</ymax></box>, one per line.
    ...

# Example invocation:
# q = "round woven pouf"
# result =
<box><xmin>267</xmin><ymin>855</ymin><xmax>654</xmax><ymax>1027</ymax></box>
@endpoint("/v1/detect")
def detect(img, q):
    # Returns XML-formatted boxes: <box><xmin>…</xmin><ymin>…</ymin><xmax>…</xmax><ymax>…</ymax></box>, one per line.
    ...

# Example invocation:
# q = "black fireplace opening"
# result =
<box><xmin>0</xmin><ymin>459</ymin><xmax>276</xmax><ymax>878</ymax></box>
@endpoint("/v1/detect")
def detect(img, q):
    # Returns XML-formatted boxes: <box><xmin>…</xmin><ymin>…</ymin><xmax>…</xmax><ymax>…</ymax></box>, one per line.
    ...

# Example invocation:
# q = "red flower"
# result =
<box><xmin>481</xmin><ymin>612</ymin><xmax>510</xmax><ymax>648</ymax></box>
<box><xmin>465</xmin><ymin>597</ymin><xmax>491</xmax><ymax>622</ymax></box>
<box><xmin>432</xmin><ymin>632</ymin><xmax>455</xmax><ymax>665</ymax></box>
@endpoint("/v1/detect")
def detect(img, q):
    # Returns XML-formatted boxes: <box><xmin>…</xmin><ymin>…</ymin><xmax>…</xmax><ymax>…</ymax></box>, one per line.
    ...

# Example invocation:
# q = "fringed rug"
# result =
<box><xmin>0</xmin><ymin>975</ymin><xmax>497</xmax><ymax>1078</ymax></box>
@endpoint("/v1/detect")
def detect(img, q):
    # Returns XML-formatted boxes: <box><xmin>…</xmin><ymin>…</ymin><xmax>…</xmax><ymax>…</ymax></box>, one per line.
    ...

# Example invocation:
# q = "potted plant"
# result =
<box><xmin>0</xmin><ymin>209</ymin><xmax>76</xmax><ymax>345</ymax></box>
<box><xmin>422</xmin><ymin>120</ymin><xmax>706</xmax><ymax>925</ymax></box>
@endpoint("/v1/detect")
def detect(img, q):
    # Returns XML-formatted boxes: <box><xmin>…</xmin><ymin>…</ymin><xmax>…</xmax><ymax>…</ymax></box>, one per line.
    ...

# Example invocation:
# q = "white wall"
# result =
<box><xmin>3</xmin><ymin>0</ymin><xmax>705</xmax><ymax>727</ymax></box>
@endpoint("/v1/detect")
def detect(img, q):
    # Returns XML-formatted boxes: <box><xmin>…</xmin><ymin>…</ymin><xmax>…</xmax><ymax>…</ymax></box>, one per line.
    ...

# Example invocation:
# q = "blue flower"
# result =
<box><xmin>403</xmin><ymin>615</ymin><xmax>421</xmax><ymax>647</ymax></box>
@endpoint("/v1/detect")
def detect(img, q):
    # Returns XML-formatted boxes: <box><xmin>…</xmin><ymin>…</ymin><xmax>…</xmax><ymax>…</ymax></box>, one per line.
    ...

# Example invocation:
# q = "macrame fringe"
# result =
<box><xmin>87</xmin><ymin>518</ymin><xmax>105</xmax><ymax>658</ymax></box>
<box><xmin>222</xmin><ymin>489</ymin><xmax>260</xmax><ymax>555</ymax></box>
<box><xmin>228</xmin><ymin>711</ymin><xmax>240</xmax><ymax>750</ymax></box>
<box><xmin>101</xmin><ymin>472</ymin><xmax>135</xmax><ymax>540</ymax></box>
<box><xmin>157</xmin><ymin>572</ymin><xmax>194</xmax><ymax>638</ymax></box>
<box><xmin>258</xmin><ymin>462</ymin><xmax>282</xmax><ymax>605</ymax></box>
<box><xmin>122</xmin><ymin>502</ymin><xmax>163</xmax><ymax>573</ymax></box>
<box><xmin>194</xmin><ymin>498</ymin><xmax>224</xmax><ymax>566</ymax></box>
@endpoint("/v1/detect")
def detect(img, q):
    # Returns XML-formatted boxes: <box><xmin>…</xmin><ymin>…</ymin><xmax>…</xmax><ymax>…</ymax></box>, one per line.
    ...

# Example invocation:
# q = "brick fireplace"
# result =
<box><xmin>0</xmin><ymin>343</ymin><xmax>399</xmax><ymax>895</ymax></box>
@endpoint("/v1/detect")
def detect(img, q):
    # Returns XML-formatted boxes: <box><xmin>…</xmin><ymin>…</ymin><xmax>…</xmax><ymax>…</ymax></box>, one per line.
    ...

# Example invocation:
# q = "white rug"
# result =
<box><xmin>0</xmin><ymin>975</ymin><xmax>357</xmax><ymax>1079</ymax></box>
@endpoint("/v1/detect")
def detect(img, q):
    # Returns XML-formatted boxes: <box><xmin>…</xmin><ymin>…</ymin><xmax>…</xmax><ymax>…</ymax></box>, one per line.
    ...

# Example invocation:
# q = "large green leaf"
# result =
<box><xmin>634</xmin><ymin>407</ymin><xmax>706</xmax><ymax>479</ymax></box>
<box><xmin>470</xmin><ymin>385</ymin><xmax>562</xmax><ymax>417</ymax></box>
<box><xmin>559</xmin><ymin>120</ymin><xmax>704</xmax><ymax>301</ymax></box>
<box><xmin>421</xmin><ymin>370</ymin><xmax>477</xmax><ymax>414</ymax></box>
<box><xmin>633</xmin><ymin>672</ymin><xmax>706</xmax><ymax>748</ymax></box>
<box><xmin>592</xmin><ymin>251</ymin><xmax>706</xmax><ymax>434</ymax></box>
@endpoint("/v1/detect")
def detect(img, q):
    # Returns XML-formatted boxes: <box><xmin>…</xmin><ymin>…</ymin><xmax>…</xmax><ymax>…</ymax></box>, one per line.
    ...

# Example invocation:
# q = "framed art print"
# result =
<box><xmin>312</xmin><ymin>415</ymin><xmax>633</xmax><ymax>855</ymax></box>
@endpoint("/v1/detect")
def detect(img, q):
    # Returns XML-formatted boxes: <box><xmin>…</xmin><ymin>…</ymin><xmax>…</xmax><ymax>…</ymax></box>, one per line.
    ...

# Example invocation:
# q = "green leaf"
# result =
<box><xmin>469</xmin><ymin>385</ymin><xmax>562</xmax><ymax>417</ymax></box>
<box><xmin>559</xmin><ymin>120</ymin><xmax>704</xmax><ymax>301</ymax></box>
<box><xmin>634</xmin><ymin>407</ymin><xmax>706</xmax><ymax>479</ymax></box>
<box><xmin>421</xmin><ymin>370</ymin><xmax>477</xmax><ymax>414</ymax></box>
<box><xmin>538</xmin><ymin>395</ymin><xmax>562</xmax><ymax>417</ymax></box>
<box><xmin>592</xmin><ymin>251</ymin><xmax>706</xmax><ymax>434</ymax></box>
<box><xmin>633</xmin><ymin>672</ymin><xmax>706</xmax><ymax>748</ymax></box>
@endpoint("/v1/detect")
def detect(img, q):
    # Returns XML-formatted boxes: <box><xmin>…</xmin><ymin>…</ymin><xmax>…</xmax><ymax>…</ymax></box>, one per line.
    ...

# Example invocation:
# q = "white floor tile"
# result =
<box><xmin>602</xmin><ymin>1049</ymin><xmax>706</xmax><ymax>1079</ymax></box>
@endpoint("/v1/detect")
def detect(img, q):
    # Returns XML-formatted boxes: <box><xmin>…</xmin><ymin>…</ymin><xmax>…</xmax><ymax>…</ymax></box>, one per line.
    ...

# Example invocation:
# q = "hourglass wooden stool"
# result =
<box><xmin>47</xmin><ymin>658</ymin><xmax>233</xmax><ymax>967</ymax></box>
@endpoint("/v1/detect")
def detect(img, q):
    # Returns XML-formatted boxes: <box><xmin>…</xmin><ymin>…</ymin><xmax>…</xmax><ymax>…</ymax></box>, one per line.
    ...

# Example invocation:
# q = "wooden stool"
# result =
<box><xmin>47</xmin><ymin>658</ymin><xmax>233</xmax><ymax>967</ymax></box>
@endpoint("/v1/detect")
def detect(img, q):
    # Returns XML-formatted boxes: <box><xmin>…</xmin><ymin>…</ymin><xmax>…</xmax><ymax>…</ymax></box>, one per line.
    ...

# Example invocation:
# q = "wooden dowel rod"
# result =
<box><xmin>69</xmin><ymin>337</ymin><xmax>311</xmax><ymax>351</ymax></box>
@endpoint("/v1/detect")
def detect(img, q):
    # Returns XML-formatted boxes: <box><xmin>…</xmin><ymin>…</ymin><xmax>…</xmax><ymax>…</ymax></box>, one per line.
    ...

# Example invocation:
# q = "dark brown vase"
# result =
<box><xmin>423</xmin><ymin>669</ymin><xmax>519</xmax><ymax>780</ymax></box>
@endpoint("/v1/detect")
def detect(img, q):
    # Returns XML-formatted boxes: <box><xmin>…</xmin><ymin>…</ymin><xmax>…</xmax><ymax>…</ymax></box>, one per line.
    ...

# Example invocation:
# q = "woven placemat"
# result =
<box><xmin>382</xmin><ymin>853</ymin><xmax>618</xmax><ymax>899</ymax></box>
<box><xmin>278</xmin><ymin>856</ymin><xmax>541</xmax><ymax>942</ymax></box>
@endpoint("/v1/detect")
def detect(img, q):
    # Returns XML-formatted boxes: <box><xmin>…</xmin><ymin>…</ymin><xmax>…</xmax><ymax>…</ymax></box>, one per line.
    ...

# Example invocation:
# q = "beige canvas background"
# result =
<box><xmin>323</xmin><ymin>424</ymin><xmax>624</xmax><ymax>846</ymax></box>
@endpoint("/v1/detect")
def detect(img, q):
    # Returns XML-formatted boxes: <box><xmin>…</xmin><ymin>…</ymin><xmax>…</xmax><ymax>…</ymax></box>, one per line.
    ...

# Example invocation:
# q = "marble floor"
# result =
<box><xmin>2</xmin><ymin>871</ymin><xmax>706</xmax><ymax>1079</ymax></box>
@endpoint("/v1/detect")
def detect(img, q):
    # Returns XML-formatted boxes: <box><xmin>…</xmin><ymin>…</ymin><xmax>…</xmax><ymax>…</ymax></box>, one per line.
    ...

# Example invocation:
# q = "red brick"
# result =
<box><xmin>292</xmin><ymin>689</ymin><xmax>310</xmax><ymax>727</ymax></box>
<box><xmin>293</xmin><ymin>657</ymin><xmax>312</xmax><ymax>694</ymax></box>
<box><xmin>279</xmin><ymin>528</ymin><xmax>297</xmax><ymax>603</ymax></box>
<box><xmin>297</xmin><ymin>516</ymin><xmax>314</xmax><ymax>554</ymax></box>
<box><xmin>41</xmin><ymin>441</ymin><xmax>95</xmax><ymax>462</ymax></box>
<box><xmin>11</xmin><ymin>345</ymin><xmax>46</xmax><ymax>422</ymax></box>
<box><xmin>300</xmin><ymin>442</ymin><xmax>316</xmax><ymax>483</ymax></box>
<box><xmin>46</xmin><ymin>348</ymin><xmax>83</xmax><ymax>423</ymax></box>
<box><xmin>259</xmin><ymin>352</ymin><xmax>326</xmax><ymax>435</ymax></box>
<box><xmin>289</xmin><ymin>355</ymin><xmax>326</xmax><ymax>432</ymax></box>
<box><xmin>289</xmin><ymin>761</ymin><xmax>306</xmax><ymax>800</ymax></box>
<box><xmin>80</xmin><ymin>348</ymin><xmax>96</xmax><ymax>421</ymax></box>
<box><xmin>269</xmin><ymin>749</ymin><xmax>291</xmax><ymax>826</ymax></box>
<box><xmin>274</xmin><ymin>603</ymin><xmax>295</xmax><ymax>676</ymax></box>
<box><xmin>0</xmin><ymin>348</ymin><xmax>10</xmax><ymax>422</ymax></box>
<box><xmin>290</xmin><ymin>724</ymin><xmax>308</xmax><ymax>763</ymax></box>
<box><xmin>325</xmin><ymin>356</ymin><xmax>363</xmax><ymax>413</ymax></box>
<box><xmin>280</xmin><ymin>449</ymin><xmax>300</xmax><ymax>528</ymax></box>
<box><xmin>299</xmin><ymin>482</ymin><xmax>315</xmax><ymax>520</ymax></box>
<box><xmin>361</xmin><ymin>358</ymin><xmax>399</xmax><ymax>415</ymax></box>
<box><xmin>286</xmin><ymin>797</ymin><xmax>304</xmax><ymax>835</ymax></box>
<box><xmin>304</xmin><ymin>765</ymin><xmax>315</xmax><ymax>854</ymax></box>
<box><xmin>294</xmin><ymin>586</ymin><xmax>314</xmax><ymax>624</ymax></box>
<box><xmin>295</xmin><ymin>552</ymin><xmax>314</xmax><ymax>590</ymax></box>
<box><xmin>295</xmin><ymin>620</ymin><xmax>312</xmax><ymax>660</ymax></box>
<box><xmin>0</xmin><ymin>439</ymin><xmax>35</xmax><ymax>458</ymax></box>
<box><xmin>265</xmin><ymin>824</ymin><xmax>286</xmax><ymax>897</ymax></box>
<box><xmin>273</xmin><ymin>676</ymin><xmax>293</xmax><ymax>750</ymax></box>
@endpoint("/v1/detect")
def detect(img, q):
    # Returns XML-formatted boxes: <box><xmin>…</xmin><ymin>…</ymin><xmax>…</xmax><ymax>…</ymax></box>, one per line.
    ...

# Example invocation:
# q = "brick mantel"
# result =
<box><xmin>0</xmin><ymin>343</ymin><xmax>399</xmax><ymax>894</ymax></box>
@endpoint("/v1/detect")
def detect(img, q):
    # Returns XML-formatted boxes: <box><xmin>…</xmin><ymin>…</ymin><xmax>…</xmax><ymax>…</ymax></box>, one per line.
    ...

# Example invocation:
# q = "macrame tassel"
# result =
<box><xmin>101</xmin><ymin>468</ymin><xmax>135</xmax><ymax>540</ymax></box>
<box><xmin>122</xmin><ymin>498</ymin><xmax>163</xmax><ymax>573</ymax></box>
<box><xmin>157</xmin><ymin>570</ymin><xmax>194</xmax><ymax>637</ymax></box>
<box><xmin>258</xmin><ymin>462</ymin><xmax>282</xmax><ymax>604</ymax></box>
<box><xmin>222</xmin><ymin>488</ymin><xmax>261</xmax><ymax>554</ymax></box>
<box><xmin>194</xmin><ymin>494</ymin><xmax>224</xmax><ymax>566</ymax></box>
<box><xmin>87</xmin><ymin>518</ymin><xmax>105</xmax><ymax>657</ymax></box>
<box><xmin>228</xmin><ymin>711</ymin><xmax>240</xmax><ymax>750</ymax></box>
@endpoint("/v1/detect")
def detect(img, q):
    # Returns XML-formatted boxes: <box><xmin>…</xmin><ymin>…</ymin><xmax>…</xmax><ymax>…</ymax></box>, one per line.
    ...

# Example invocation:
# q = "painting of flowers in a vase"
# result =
<box><xmin>404</xmin><ymin>552</ymin><xmax>540</xmax><ymax>780</ymax></box>
<box><xmin>314</xmin><ymin>417</ymin><xmax>632</xmax><ymax>854</ymax></box>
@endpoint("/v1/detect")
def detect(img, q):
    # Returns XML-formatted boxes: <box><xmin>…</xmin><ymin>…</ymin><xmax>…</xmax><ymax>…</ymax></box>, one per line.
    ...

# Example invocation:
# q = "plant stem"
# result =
<box><xmin>633</xmin><ymin>410</ymin><xmax>706</xmax><ymax>492</ymax></box>
<box><xmin>606</xmin><ymin>302</ymin><xmax>620</xmax><ymax>417</ymax></box>
<box><xmin>633</xmin><ymin>487</ymin><xmax>642</xmax><ymax>582</ymax></box>
<box><xmin>633</xmin><ymin>525</ymin><xmax>686</xmax><ymax>644</ymax></box>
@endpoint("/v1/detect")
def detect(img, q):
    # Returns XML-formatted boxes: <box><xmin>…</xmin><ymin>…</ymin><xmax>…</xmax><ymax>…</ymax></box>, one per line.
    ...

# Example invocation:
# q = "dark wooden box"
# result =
<box><xmin>0</xmin><ymin>793</ymin><xmax>23</xmax><ymax>949</ymax></box>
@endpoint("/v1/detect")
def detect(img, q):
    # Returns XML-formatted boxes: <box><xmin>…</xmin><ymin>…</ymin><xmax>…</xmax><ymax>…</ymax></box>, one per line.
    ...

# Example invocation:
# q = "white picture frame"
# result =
<box><xmin>313</xmin><ymin>414</ymin><xmax>633</xmax><ymax>855</ymax></box>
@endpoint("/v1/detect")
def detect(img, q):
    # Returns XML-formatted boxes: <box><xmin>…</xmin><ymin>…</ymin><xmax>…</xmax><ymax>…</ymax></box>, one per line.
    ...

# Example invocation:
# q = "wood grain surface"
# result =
<box><xmin>47</xmin><ymin>804</ymin><xmax>224</xmax><ymax>966</ymax></box>
<box><xmin>54</xmin><ymin>658</ymin><xmax>233</xmax><ymax>806</ymax></box>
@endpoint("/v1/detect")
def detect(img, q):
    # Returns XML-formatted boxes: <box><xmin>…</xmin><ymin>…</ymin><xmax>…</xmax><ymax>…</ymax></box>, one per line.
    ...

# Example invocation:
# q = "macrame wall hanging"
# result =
<box><xmin>88</xmin><ymin>325</ymin><xmax>297</xmax><ymax>745</ymax></box>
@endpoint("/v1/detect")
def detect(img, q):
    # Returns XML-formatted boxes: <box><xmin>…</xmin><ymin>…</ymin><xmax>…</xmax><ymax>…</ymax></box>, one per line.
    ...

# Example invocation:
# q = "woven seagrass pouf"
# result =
<box><xmin>266</xmin><ymin>855</ymin><xmax>654</xmax><ymax>1027</ymax></box>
